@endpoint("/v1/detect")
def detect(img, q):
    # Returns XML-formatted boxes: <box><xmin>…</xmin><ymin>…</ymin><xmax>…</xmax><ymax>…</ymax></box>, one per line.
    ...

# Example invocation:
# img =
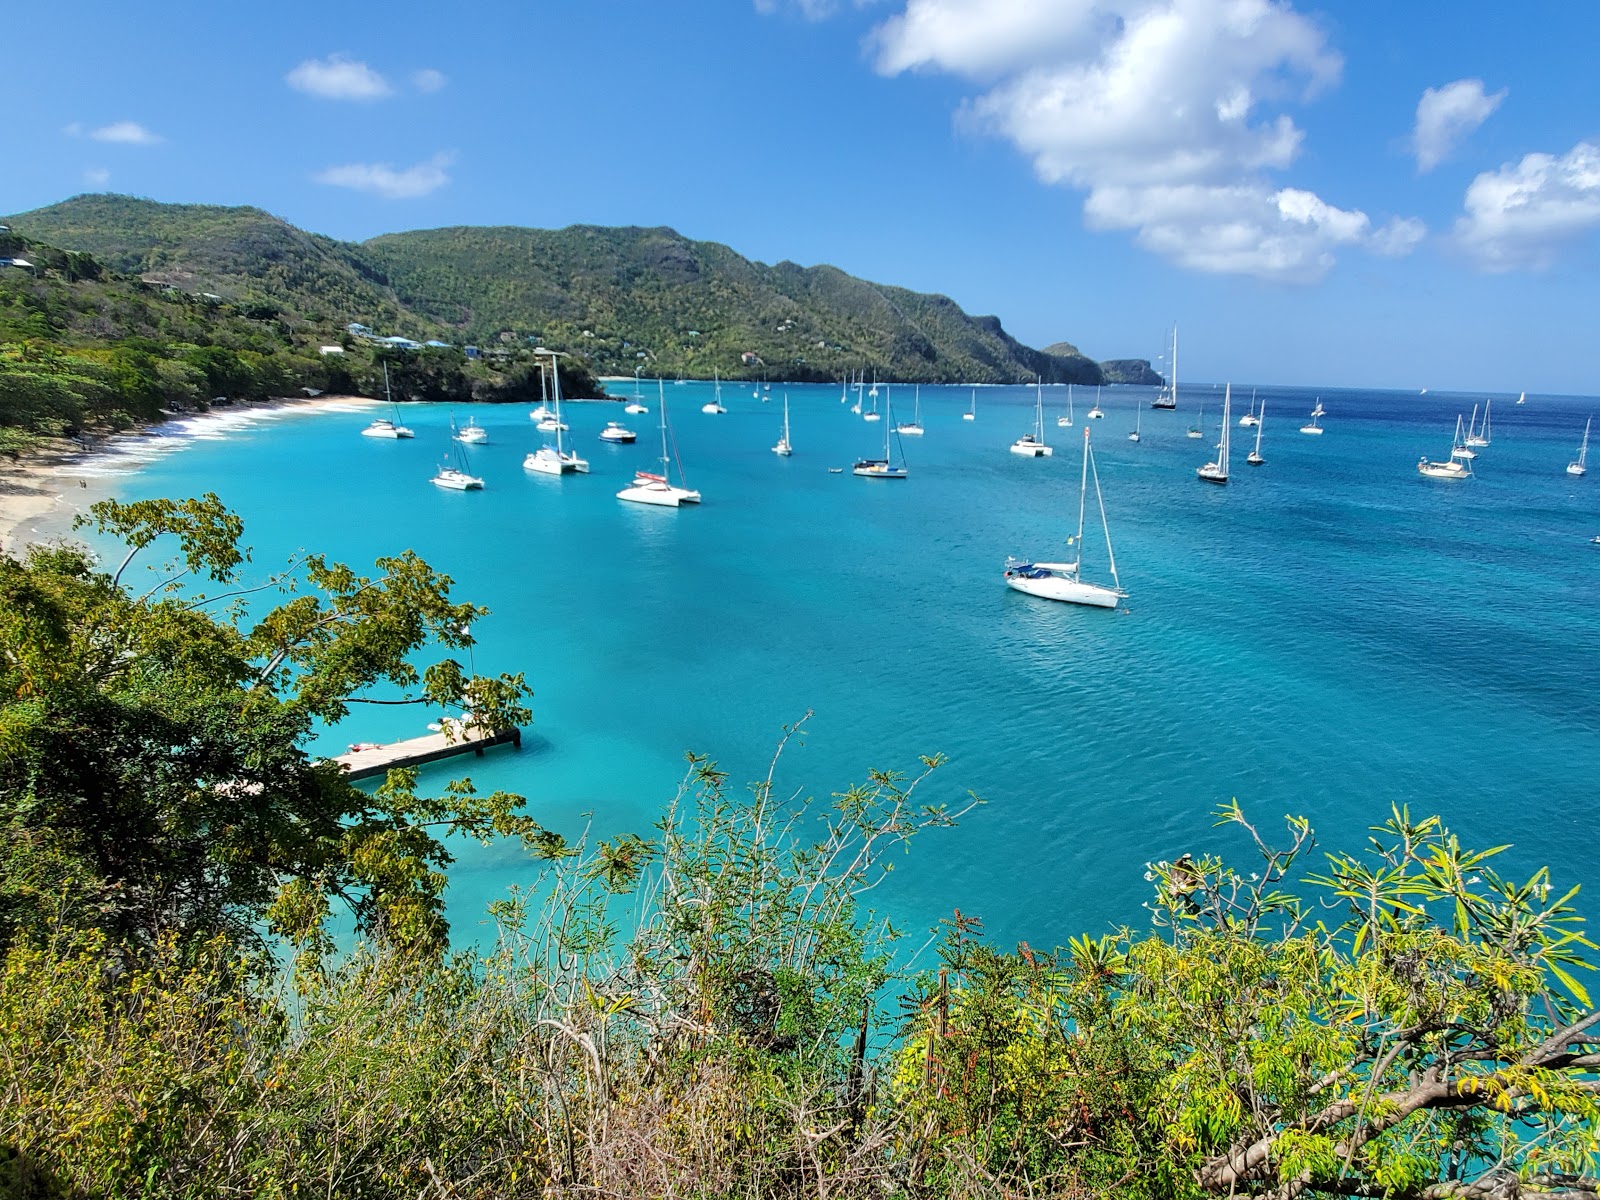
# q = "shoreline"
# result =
<box><xmin>0</xmin><ymin>393</ymin><xmax>379</xmax><ymax>554</ymax></box>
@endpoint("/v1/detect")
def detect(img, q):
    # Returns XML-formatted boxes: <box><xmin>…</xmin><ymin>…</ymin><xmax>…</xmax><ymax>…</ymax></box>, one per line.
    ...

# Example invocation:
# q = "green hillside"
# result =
<box><xmin>8</xmin><ymin>195</ymin><xmax>1144</xmax><ymax>385</ymax></box>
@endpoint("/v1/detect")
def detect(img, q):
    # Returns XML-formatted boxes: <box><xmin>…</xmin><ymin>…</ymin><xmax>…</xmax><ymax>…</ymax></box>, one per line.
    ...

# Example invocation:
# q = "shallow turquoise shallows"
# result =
<box><xmin>57</xmin><ymin>382</ymin><xmax>1600</xmax><ymax>954</ymax></box>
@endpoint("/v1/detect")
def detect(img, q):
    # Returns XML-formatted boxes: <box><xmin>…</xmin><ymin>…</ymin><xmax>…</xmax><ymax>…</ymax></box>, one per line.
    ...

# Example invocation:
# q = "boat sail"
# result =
<box><xmin>772</xmin><ymin>393</ymin><xmax>793</xmax><ymax>456</ymax></box>
<box><xmin>362</xmin><ymin>364</ymin><xmax>415</xmax><ymax>438</ymax></box>
<box><xmin>1011</xmin><ymin>379</ymin><xmax>1054</xmax><ymax>456</ymax></box>
<box><xmin>1197</xmin><ymin>385</ymin><xmax>1232</xmax><ymax>483</ymax></box>
<box><xmin>1152</xmin><ymin>325</ymin><xmax>1178</xmax><ymax>409</ymax></box>
<box><xmin>1568</xmin><ymin>418</ymin><xmax>1591</xmax><ymax>477</ymax></box>
<box><xmin>853</xmin><ymin>389</ymin><xmax>908</xmax><ymax>478</ymax></box>
<box><xmin>1004</xmin><ymin>427</ymin><xmax>1126</xmax><ymax>608</ymax></box>
<box><xmin>618</xmin><ymin>387</ymin><xmax>701</xmax><ymax>506</ymax></box>
<box><xmin>1418</xmin><ymin>416</ymin><xmax>1472</xmax><ymax>480</ymax></box>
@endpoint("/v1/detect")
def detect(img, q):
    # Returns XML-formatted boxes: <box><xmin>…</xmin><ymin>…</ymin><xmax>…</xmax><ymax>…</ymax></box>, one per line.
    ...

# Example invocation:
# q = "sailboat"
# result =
<box><xmin>851</xmin><ymin>375</ymin><xmax>864</xmax><ymax>415</ymax></box>
<box><xmin>362</xmin><ymin>364</ymin><xmax>415</xmax><ymax>438</ymax></box>
<box><xmin>772</xmin><ymin>393</ymin><xmax>793</xmax><ymax>456</ymax></box>
<box><xmin>1418</xmin><ymin>416</ymin><xmax>1472</xmax><ymax>480</ymax></box>
<box><xmin>703</xmin><ymin>373</ymin><xmax>727</xmax><ymax>414</ymax></box>
<box><xmin>1186</xmin><ymin>405</ymin><xmax>1205</xmax><ymax>439</ymax></box>
<box><xmin>853</xmin><ymin>390</ymin><xmax>908</xmax><ymax>478</ymax></box>
<box><xmin>625</xmin><ymin>372</ymin><xmax>648</xmax><ymax>414</ymax></box>
<box><xmin>1086</xmin><ymin>385</ymin><xmax>1105</xmax><ymax>419</ymax></box>
<box><xmin>1450</xmin><ymin>417</ymin><xmax>1477</xmax><ymax>462</ymax></box>
<box><xmin>523</xmin><ymin>355</ymin><xmax>589</xmax><ymax>474</ymax></box>
<box><xmin>1128</xmin><ymin>406</ymin><xmax>1141</xmax><ymax>443</ymax></box>
<box><xmin>1239</xmin><ymin>388</ymin><xmax>1260</xmax><ymax>427</ymax></box>
<box><xmin>1516</xmin><ymin>391</ymin><xmax>1527</xmax><ymax>405</ymax></box>
<box><xmin>454</xmin><ymin>413</ymin><xmax>488</xmax><ymax>444</ymax></box>
<box><xmin>839</xmin><ymin>375</ymin><xmax>850</xmax><ymax>405</ymax></box>
<box><xmin>1151</xmin><ymin>325</ymin><xmax>1178</xmax><ymax>409</ymax></box>
<box><xmin>1004</xmin><ymin>427</ymin><xmax>1126</xmax><ymax>608</ymax></box>
<box><xmin>1057</xmin><ymin>383</ymin><xmax>1074</xmax><ymax>427</ymax></box>
<box><xmin>529</xmin><ymin>363</ymin><xmax>557</xmax><ymax>424</ymax></box>
<box><xmin>431</xmin><ymin>436</ymin><xmax>483</xmax><ymax>490</ymax></box>
<box><xmin>1010</xmin><ymin>380</ymin><xmax>1053</xmax><ymax>456</ymax></box>
<box><xmin>1300</xmin><ymin>400</ymin><xmax>1325</xmax><ymax>435</ymax></box>
<box><xmin>617</xmin><ymin>389</ymin><xmax>701</xmax><ymax>506</ymax></box>
<box><xmin>964</xmin><ymin>388</ymin><xmax>976</xmax><ymax>421</ymax></box>
<box><xmin>1464</xmin><ymin>400</ymin><xmax>1492</xmax><ymax>448</ymax></box>
<box><xmin>863</xmin><ymin>380</ymin><xmax>882</xmax><ymax>423</ymax></box>
<box><xmin>1568</xmin><ymin>418</ymin><xmax>1591</xmax><ymax>477</ymax></box>
<box><xmin>1197</xmin><ymin>386</ymin><xmax>1231</xmax><ymax>484</ymax></box>
<box><xmin>896</xmin><ymin>385</ymin><xmax>925</xmax><ymax>435</ymax></box>
<box><xmin>1246</xmin><ymin>401</ymin><xmax>1265</xmax><ymax>465</ymax></box>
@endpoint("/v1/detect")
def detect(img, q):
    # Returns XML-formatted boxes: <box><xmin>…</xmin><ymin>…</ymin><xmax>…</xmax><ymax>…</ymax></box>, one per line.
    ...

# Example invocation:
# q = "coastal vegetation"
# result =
<box><xmin>0</xmin><ymin>229</ymin><xmax>603</xmax><ymax>452</ymax></box>
<box><xmin>2</xmin><ymin>497</ymin><xmax>1596</xmax><ymax>1199</ymax></box>
<box><xmin>8</xmin><ymin>195</ymin><xmax>1149</xmax><ymax>386</ymax></box>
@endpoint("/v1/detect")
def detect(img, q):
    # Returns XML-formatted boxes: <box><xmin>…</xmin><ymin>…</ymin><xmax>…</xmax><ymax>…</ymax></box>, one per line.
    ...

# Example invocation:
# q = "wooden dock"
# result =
<box><xmin>332</xmin><ymin>724</ymin><xmax>522</xmax><ymax>781</ymax></box>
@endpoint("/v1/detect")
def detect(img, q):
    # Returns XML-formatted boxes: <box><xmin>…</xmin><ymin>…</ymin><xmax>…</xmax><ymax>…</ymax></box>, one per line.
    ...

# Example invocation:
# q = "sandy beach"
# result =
<box><xmin>0</xmin><ymin>394</ymin><xmax>378</xmax><ymax>554</ymax></box>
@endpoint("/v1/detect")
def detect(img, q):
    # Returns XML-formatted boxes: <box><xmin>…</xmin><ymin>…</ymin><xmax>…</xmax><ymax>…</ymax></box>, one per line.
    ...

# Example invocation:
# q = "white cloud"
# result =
<box><xmin>65</xmin><ymin>120</ymin><xmax>162</xmax><ymax>144</ymax></box>
<box><xmin>412</xmin><ymin>67</ymin><xmax>447</xmax><ymax>93</ymax></box>
<box><xmin>84</xmin><ymin>167</ymin><xmax>111</xmax><ymax>186</ymax></box>
<box><xmin>287</xmin><ymin>54</ymin><xmax>393</xmax><ymax>101</ymax></box>
<box><xmin>313</xmin><ymin>152</ymin><xmax>455</xmax><ymax>199</ymax></box>
<box><xmin>1412</xmin><ymin>78</ymin><xmax>1505</xmax><ymax>172</ymax></box>
<box><xmin>1453</xmin><ymin>141</ymin><xmax>1600</xmax><ymax>272</ymax></box>
<box><xmin>871</xmin><ymin>0</ymin><xmax>1417</xmax><ymax>282</ymax></box>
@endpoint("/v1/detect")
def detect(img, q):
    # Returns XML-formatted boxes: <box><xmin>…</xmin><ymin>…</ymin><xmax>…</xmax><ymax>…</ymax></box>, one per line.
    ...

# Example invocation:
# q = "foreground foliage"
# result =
<box><xmin>1</xmin><ymin>497</ymin><xmax>1595</xmax><ymax>1198</ymax></box>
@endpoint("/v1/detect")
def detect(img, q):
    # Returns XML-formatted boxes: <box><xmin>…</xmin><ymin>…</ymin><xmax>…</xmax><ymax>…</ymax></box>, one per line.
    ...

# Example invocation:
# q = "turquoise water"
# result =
<box><xmin>55</xmin><ymin>382</ymin><xmax>1600</xmax><ymax>954</ymax></box>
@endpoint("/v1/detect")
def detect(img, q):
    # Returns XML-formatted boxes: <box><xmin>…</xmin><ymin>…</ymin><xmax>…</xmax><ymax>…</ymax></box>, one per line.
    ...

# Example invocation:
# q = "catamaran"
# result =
<box><xmin>703</xmin><ymin>373</ymin><xmax>727</xmax><ymax>414</ymax></box>
<box><xmin>1004</xmin><ymin>427</ymin><xmax>1126</xmax><ymax>609</ymax></box>
<box><xmin>1418</xmin><ymin>416</ymin><xmax>1472</xmax><ymax>480</ymax></box>
<box><xmin>896</xmin><ymin>385</ymin><xmax>925</xmax><ymax>435</ymax></box>
<box><xmin>1568</xmin><ymin>418</ymin><xmax>1591</xmax><ymax>477</ymax></box>
<box><xmin>1011</xmin><ymin>380</ymin><xmax>1054</xmax><ymax>456</ymax></box>
<box><xmin>431</xmin><ymin>437</ymin><xmax>483</xmax><ymax>490</ymax></box>
<box><xmin>1086</xmin><ymin>386</ymin><xmax>1105</xmax><ymax>419</ymax></box>
<box><xmin>362</xmin><ymin>364</ymin><xmax>415</xmax><ymax>438</ymax></box>
<box><xmin>1152</xmin><ymin>325</ymin><xmax>1178</xmax><ymax>409</ymax></box>
<box><xmin>1197</xmin><ymin>386</ymin><xmax>1232</xmax><ymax>483</ymax></box>
<box><xmin>1239</xmin><ymin>388</ymin><xmax>1260</xmax><ymax>427</ymax></box>
<box><xmin>524</xmin><ymin>355</ymin><xmax>588</xmax><ymax>474</ymax></box>
<box><xmin>618</xmin><ymin>389</ymin><xmax>701</xmax><ymax>505</ymax></box>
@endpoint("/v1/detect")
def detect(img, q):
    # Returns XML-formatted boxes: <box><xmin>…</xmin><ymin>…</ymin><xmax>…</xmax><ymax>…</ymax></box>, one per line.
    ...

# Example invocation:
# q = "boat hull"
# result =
<box><xmin>1004</xmin><ymin>571</ymin><xmax>1121</xmax><ymax>608</ymax></box>
<box><xmin>1299</xmin><ymin>426</ymin><xmax>1324</xmax><ymax>435</ymax></box>
<box><xmin>431</xmin><ymin>472</ymin><xmax>483</xmax><ymax>491</ymax></box>
<box><xmin>852</xmin><ymin>460</ymin><xmax>907</xmax><ymax>478</ymax></box>
<box><xmin>1010</xmin><ymin>442</ymin><xmax>1053</xmax><ymax>456</ymax></box>
<box><xmin>1567</xmin><ymin>464</ymin><xmax>1587</xmax><ymax>477</ymax></box>
<box><xmin>1418</xmin><ymin>460</ymin><xmax>1470</xmax><ymax>480</ymax></box>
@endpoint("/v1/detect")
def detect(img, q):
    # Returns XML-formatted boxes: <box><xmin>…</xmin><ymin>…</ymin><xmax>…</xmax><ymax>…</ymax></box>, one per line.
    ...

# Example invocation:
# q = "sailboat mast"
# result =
<box><xmin>1254</xmin><ymin>401</ymin><xmax>1265</xmax><ymax>454</ymax></box>
<box><xmin>658</xmin><ymin>379</ymin><xmax>669</xmax><ymax>472</ymax></box>
<box><xmin>1035</xmin><ymin>377</ymin><xmax>1044</xmax><ymax>440</ymax></box>
<box><xmin>548</xmin><ymin>356</ymin><xmax>565</xmax><ymax>454</ymax></box>
<box><xmin>1076</xmin><ymin>427</ymin><xmax>1090</xmax><ymax>562</ymax></box>
<box><xmin>1171</xmin><ymin>325</ymin><xmax>1179</xmax><ymax>408</ymax></box>
<box><xmin>1220</xmin><ymin>385</ymin><xmax>1231</xmax><ymax>471</ymax></box>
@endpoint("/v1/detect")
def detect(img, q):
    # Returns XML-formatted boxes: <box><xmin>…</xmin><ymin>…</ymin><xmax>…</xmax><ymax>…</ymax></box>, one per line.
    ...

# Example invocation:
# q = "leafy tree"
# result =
<box><xmin>0</xmin><ymin>494</ymin><xmax>547</xmax><ymax>958</ymax></box>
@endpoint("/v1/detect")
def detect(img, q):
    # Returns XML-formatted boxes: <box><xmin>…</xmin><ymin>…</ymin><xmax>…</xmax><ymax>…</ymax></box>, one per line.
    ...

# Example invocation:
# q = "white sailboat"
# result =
<box><xmin>1246</xmin><ymin>401</ymin><xmax>1265</xmax><ymax>465</ymax></box>
<box><xmin>1568</xmin><ymin>417</ymin><xmax>1591</xmax><ymax>477</ymax></box>
<box><xmin>1450</xmin><ymin>415</ymin><xmax>1477</xmax><ymax>462</ymax></box>
<box><xmin>772</xmin><ymin>393</ymin><xmax>793</xmax><ymax>456</ymax></box>
<box><xmin>1300</xmin><ymin>399</ymin><xmax>1325</xmax><ymax>435</ymax></box>
<box><xmin>431</xmin><ymin>436</ymin><xmax>483</xmax><ymax>490</ymax></box>
<box><xmin>1464</xmin><ymin>399</ymin><xmax>1492</xmax><ymax>448</ymax></box>
<box><xmin>1197</xmin><ymin>386</ymin><xmax>1231</xmax><ymax>484</ymax></box>
<box><xmin>625</xmin><ymin>368</ymin><xmax>649</xmax><ymax>414</ymax></box>
<box><xmin>1057</xmin><ymin>383</ymin><xmax>1074</xmax><ymax>427</ymax></box>
<box><xmin>964</xmin><ymin>388</ymin><xmax>976</xmax><ymax>421</ymax></box>
<box><xmin>896</xmin><ymin>385</ymin><xmax>925</xmax><ymax>435</ymax></box>
<box><xmin>1239</xmin><ymin>388</ymin><xmax>1259</xmax><ymax>427</ymax></box>
<box><xmin>1186</xmin><ymin>405</ymin><xmax>1205</xmax><ymax>439</ymax></box>
<box><xmin>617</xmin><ymin>390</ymin><xmax>701</xmax><ymax>506</ymax></box>
<box><xmin>362</xmin><ymin>364</ymin><xmax>415</xmax><ymax>438</ymax></box>
<box><xmin>1152</xmin><ymin>325</ymin><xmax>1178</xmax><ymax>409</ymax></box>
<box><xmin>1418</xmin><ymin>416</ymin><xmax>1472</xmax><ymax>480</ymax></box>
<box><xmin>1010</xmin><ymin>380</ymin><xmax>1053</xmax><ymax>456</ymax></box>
<box><xmin>1086</xmin><ymin>385</ymin><xmax>1105</xmax><ymax>419</ymax></box>
<box><xmin>454</xmin><ymin>413</ymin><xmax>488</xmax><ymax>444</ymax></box>
<box><xmin>840</xmin><ymin>375</ymin><xmax>850</xmax><ymax>404</ymax></box>
<box><xmin>702</xmin><ymin>373</ymin><xmax>727</xmax><ymax>414</ymax></box>
<box><xmin>1004</xmin><ymin>427</ymin><xmax>1126</xmax><ymax>609</ymax></box>
<box><xmin>853</xmin><ymin>390</ymin><xmax>908</xmax><ymax>478</ymax></box>
<box><xmin>1516</xmin><ymin>391</ymin><xmax>1527</xmax><ymax>405</ymax></box>
<box><xmin>1128</xmin><ymin>405</ymin><xmax>1141</xmax><ymax>443</ymax></box>
<box><xmin>523</xmin><ymin>354</ymin><xmax>588</xmax><ymax>475</ymax></box>
<box><xmin>863</xmin><ymin>380</ymin><xmax>882</xmax><ymax>423</ymax></box>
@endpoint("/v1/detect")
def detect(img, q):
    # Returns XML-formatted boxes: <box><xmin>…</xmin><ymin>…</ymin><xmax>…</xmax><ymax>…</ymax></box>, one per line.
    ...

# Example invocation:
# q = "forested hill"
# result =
<box><xmin>8</xmin><ymin>194</ymin><xmax>1144</xmax><ymax>385</ymax></box>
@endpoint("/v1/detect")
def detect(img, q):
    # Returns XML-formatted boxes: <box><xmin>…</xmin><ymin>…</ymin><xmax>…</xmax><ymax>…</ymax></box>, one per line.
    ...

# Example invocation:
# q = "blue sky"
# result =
<box><xmin>5</xmin><ymin>1</ymin><xmax>1599</xmax><ymax>393</ymax></box>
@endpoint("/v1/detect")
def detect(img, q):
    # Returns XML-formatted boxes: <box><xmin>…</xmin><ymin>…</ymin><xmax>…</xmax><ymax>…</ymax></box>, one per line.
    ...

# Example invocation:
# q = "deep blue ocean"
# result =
<box><xmin>48</xmin><ymin>380</ymin><xmax>1600</xmax><ymax>958</ymax></box>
